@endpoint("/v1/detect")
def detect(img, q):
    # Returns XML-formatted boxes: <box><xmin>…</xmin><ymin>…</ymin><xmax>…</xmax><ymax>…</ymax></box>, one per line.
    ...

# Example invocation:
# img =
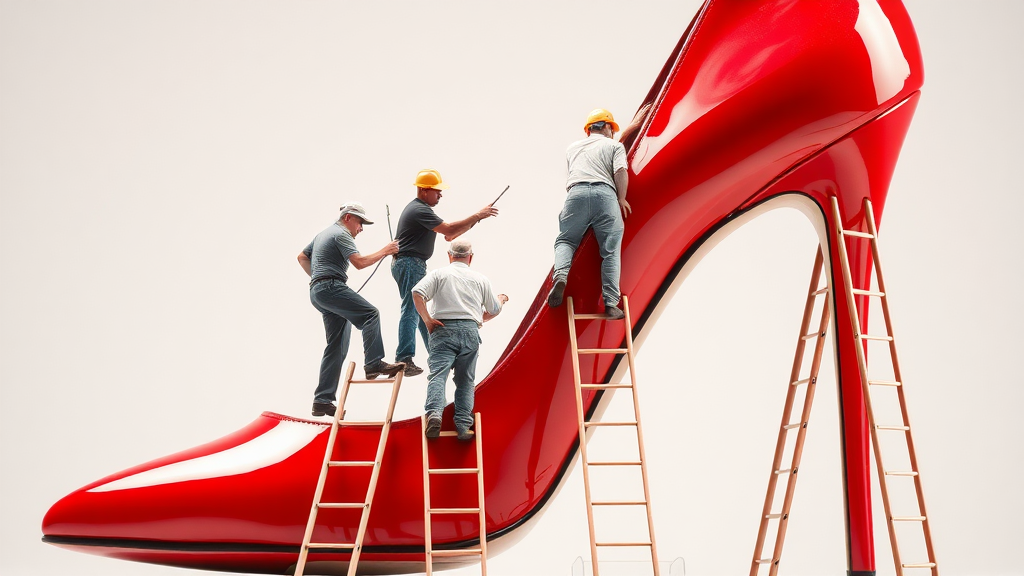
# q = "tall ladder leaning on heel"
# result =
<box><xmin>832</xmin><ymin>197</ymin><xmax>938</xmax><ymax>576</ymax></box>
<box><xmin>421</xmin><ymin>413</ymin><xmax>488</xmax><ymax>576</ymax></box>
<box><xmin>567</xmin><ymin>295</ymin><xmax>660</xmax><ymax>576</ymax></box>
<box><xmin>295</xmin><ymin>361</ymin><xmax>404</xmax><ymax>576</ymax></box>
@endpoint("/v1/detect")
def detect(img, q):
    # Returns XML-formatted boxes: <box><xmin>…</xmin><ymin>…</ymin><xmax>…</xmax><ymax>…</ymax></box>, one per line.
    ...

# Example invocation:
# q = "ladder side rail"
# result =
<box><xmin>346</xmin><ymin>371</ymin><xmax>404</xmax><ymax>576</ymax></box>
<box><xmin>421</xmin><ymin>415</ymin><xmax>435</xmax><ymax>576</ymax></box>
<box><xmin>831</xmin><ymin>198</ymin><xmax>904</xmax><ymax>575</ymax></box>
<box><xmin>296</xmin><ymin>362</ymin><xmax>357</xmax><ymax>576</ymax></box>
<box><xmin>770</xmin><ymin>267</ymin><xmax>832</xmax><ymax>576</ymax></box>
<box><xmin>475</xmin><ymin>413</ymin><xmax>488</xmax><ymax>576</ymax></box>
<box><xmin>567</xmin><ymin>297</ymin><xmax>601</xmax><ymax>576</ymax></box>
<box><xmin>622</xmin><ymin>296</ymin><xmax>661</xmax><ymax>576</ymax></box>
<box><xmin>862</xmin><ymin>200</ymin><xmax>938</xmax><ymax>575</ymax></box>
<box><xmin>750</xmin><ymin>251</ymin><xmax>824</xmax><ymax>575</ymax></box>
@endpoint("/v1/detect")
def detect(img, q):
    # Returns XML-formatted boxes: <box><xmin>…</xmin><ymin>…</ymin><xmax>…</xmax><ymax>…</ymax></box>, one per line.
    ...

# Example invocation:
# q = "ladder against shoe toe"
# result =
<box><xmin>567</xmin><ymin>295</ymin><xmax>660</xmax><ymax>576</ymax></box>
<box><xmin>295</xmin><ymin>362</ymin><xmax>404</xmax><ymax>576</ymax></box>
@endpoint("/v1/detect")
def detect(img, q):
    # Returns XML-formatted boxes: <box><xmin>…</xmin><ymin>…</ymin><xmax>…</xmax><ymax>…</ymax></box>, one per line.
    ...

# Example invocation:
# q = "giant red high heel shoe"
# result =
<box><xmin>43</xmin><ymin>1</ymin><xmax>923</xmax><ymax>574</ymax></box>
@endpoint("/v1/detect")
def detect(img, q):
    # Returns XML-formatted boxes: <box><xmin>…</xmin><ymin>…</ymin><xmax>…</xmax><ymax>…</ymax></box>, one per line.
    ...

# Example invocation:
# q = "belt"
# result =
<box><xmin>310</xmin><ymin>276</ymin><xmax>345</xmax><ymax>287</ymax></box>
<box><xmin>567</xmin><ymin>181</ymin><xmax>613</xmax><ymax>192</ymax></box>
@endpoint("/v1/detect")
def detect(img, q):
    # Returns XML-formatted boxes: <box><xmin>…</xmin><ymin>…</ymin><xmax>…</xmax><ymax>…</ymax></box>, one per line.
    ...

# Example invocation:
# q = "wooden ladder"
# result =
<box><xmin>832</xmin><ymin>197</ymin><xmax>938</xmax><ymax>576</ymax></box>
<box><xmin>750</xmin><ymin>249</ymin><xmax>832</xmax><ymax>576</ymax></box>
<box><xmin>295</xmin><ymin>361</ymin><xmax>404</xmax><ymax>576</ymax></box>
<box><xmin>421</xmin><ymin>412</ymin><xmax>488</xmax><ymax>576</ymax></box>
<box><xmin>567</xmin><ymin>295</ymin><xmax>660</xmax><ymax>576</ymax></box>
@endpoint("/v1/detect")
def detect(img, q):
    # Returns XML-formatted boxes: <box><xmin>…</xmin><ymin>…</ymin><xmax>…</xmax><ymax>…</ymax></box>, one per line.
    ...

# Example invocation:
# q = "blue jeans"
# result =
<box><xmin>310</xmin><ymin>279</ymin><xmax>385</xmax><ymax>403</ymax></box>
<box><xmin>424</xmin><ymin>320</ymin><xmax>480</xmax><ymax>433</ymax></box>
<box><xmin>552</xmin><ymin>182</ymin><xmax>623</xmax><ymax>306</ymax></box>
<box><xmin>391</xmin><ymin>256</ymin><xmax>430</xmax><ymax>362</ymax></box>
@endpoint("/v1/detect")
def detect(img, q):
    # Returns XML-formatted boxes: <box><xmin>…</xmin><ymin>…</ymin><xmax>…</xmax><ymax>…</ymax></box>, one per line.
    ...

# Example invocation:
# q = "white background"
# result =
<box><xmin>1</xmin><ymin>1</ymin><xmax>1021</xmax><ymax>575</ymax></box>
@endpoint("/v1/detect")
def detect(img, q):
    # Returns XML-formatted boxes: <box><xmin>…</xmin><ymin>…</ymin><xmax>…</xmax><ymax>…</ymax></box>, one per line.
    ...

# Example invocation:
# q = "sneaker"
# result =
<box><xmin>398</xmin><ymin>358</ymin><xmax>424</xmax><ymax>377</ymax></box>
<box><xmin>365</xmin><ymin>360</ymin><xmax>405</xmax><ymax>380</ymax></box>
<box><xmin>424</xmin><ymin>414</ymin><xmax>442</xmax><ymax>438</ymax></box>
<box><xmin>547</xmin><ymin>278</ymin><xmax>566</xmax><ymax>307</ymax></box>
<box><xmin>311</xmin><ymin>402</ymin><xmax>336</xmax><ymax>417</ymax></box>
<box><xmin>457</xmin><ymin>428</ymin><xmax>475</xmax><ymax>442</ymax></box>
<box><xmin>605</xmin><ymin>305</ymin><xmax>624</xmax><ymax>320</ymax></box>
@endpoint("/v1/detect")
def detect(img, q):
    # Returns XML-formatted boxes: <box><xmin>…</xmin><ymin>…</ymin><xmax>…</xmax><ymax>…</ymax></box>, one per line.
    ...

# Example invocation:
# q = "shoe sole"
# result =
<box><xmin>404</xmin><ymin>367</ymin><xmax>424</xmax><ymax>376</ymax></box>
<box><xmin>547</xmin><ymin>280</ymin><xmax>566</xmax><ymax>307</ymax></box>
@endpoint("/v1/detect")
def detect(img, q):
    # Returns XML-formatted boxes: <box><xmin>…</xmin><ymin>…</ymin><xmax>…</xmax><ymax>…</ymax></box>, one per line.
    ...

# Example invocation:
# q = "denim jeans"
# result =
<box><xmin>552</xmin><ymin>182</ymin><xmax>624</xmax><ymax>306</ymax></box>
<box><xmin>424</xmin><ymin>320</ymin><xmax>480</xmax><ymax>433</ymax></box>
<box><xmin>310</xmin><ymin>279</ymin><xmax>385</xmax><ymax>403</ymax></box>
<box><xmin>391</xmin><ymin>256</ymin><xmax>430</xmax><ymax>362</ymax></box>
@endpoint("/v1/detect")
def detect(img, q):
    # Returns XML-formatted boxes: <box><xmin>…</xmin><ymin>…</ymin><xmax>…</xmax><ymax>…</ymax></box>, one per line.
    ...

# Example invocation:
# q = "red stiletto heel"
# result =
<box><xmin>43</xmin><ymin>1</ymin><xmax>924</xmax><ymax>574</ymax></box>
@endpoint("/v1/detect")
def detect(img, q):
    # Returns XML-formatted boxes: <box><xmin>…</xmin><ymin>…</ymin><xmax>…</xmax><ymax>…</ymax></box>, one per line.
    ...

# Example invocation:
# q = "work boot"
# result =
<box><xmin>365</xmin><ymin>360</ymin><xmax>404</xmax><ymax>380</ymax></box>
<box><xmin>398</xmin><ymin>358</ymin><xmax>424</xmax><ymax>377</ymax></box>
<box><xmin>605</xmin><ymin>304</ymin><xmax>624</xmax><ymax>320</ymax></box>
<box><xmin>457</xmin><ymin>428</ymin><xmax>475</xmax><ymax>442</ymax></box>
<box><xmin>547</xmin><ymin>278</ymin><xmax>566</xmax><ymax>307</ymax></box>
<box><xmin>311</xmin><ymin>402</ymin><xmax>336</xmax><ymax>417</ymax></box>
<box><xmin>424</xmin><ymin>414</ymin><xmax>442</xmax><ymax>438</ymax></box>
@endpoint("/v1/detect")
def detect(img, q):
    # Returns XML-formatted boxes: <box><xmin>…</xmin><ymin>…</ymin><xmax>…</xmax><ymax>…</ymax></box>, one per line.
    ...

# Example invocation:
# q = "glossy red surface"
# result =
<box><xmin>42</xmin><ymin>1</ymin><xmax>924</xmax><ymax>573</ymax></box>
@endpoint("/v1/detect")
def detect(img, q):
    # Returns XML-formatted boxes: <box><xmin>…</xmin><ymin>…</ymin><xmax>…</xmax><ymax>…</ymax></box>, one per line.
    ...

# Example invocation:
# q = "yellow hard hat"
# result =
<box><xmin>413</xmin><ymin>169</ymin><xmax>449</xmax><ymax>190</ymax></box>
<box><xmin>584</xmin><ymin>108</ymin><xmax>620</xmax><ymax>134</ymax></box>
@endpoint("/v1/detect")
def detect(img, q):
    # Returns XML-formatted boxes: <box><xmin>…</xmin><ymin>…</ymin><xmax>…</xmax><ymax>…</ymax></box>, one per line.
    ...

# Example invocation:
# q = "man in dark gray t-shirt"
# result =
<box><xmin>298</xmin><ymin>202</ymin><xmax>404</xmax><ymax>418</ymax></box>
<box><xmin>390</xmin><ymin>169</ymin><xmax>498</xmax><ymax>377</ymax></box>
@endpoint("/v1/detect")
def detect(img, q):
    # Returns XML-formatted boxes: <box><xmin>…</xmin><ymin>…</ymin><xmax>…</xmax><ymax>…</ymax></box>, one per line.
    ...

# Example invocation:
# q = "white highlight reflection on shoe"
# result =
<box><xmin>855</xmin><ymin>0</ymin><xmax>911</xmax><ymax>104</ymax></box>
<box><xmin>87</xmin><ymin>420</ymin><xmax>323</xmax><ymax>493</ymax></box>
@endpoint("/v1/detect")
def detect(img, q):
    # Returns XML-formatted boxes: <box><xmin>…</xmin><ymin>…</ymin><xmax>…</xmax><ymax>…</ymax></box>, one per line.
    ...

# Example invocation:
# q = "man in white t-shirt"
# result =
<box><xmin>547</xmin><ymin>107</ymin><xmax>647</xmax><ymax>319</ymax></box>
<box><xmin>412</xmin><ymin>239</ymin><xmax>508</xmax><ymax>440</ymax></box>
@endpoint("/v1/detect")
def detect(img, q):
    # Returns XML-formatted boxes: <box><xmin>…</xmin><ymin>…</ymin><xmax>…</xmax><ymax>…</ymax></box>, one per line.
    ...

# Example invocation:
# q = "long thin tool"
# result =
<box><xmin>356</xmin><ymin>204</ymin><xmax>394</xmax><ymax>294</ymax></box>
<box><xmin>491</xmin><ymin>185</ymin><xmax>510</xmax><ymax>207</ymax></box>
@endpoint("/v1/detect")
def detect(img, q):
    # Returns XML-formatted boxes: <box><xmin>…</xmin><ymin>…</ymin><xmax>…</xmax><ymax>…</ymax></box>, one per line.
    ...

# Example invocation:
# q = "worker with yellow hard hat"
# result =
<box><xmin>547</xmin><ymin>106</ymin><xmax>651</xmax><ymax>319</ymax></box>
<box><xmin>391</xmin><ymin>169</ymin><xmax>499</xmax><ymax>376</ymax></box>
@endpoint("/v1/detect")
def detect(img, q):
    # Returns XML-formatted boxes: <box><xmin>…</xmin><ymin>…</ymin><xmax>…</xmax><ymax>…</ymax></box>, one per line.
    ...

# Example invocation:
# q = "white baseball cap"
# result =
<box><xmin>339</xmin><ymin>202</ymin><xmax>374</xmax><ymax>225</ymax></box>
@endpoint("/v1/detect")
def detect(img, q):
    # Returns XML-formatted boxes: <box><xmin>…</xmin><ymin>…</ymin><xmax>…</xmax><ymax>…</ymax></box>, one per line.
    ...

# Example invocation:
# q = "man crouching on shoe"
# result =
<box><xmin>412</xmin><ymin>239</ymin><xmax>507</xmax><ymax>440</ymax></box>
<box><xmin>298</xmin><ymin>202</ymin><xmax>405</xmax><ymax>418</ymax></box>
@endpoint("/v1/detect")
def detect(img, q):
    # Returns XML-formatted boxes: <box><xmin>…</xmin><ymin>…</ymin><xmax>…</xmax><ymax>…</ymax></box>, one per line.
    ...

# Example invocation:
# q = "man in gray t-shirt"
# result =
<box><xmin>298</xmin><ymin>202</ymin><xmax>404</xmax><ymax>418</ymax></box>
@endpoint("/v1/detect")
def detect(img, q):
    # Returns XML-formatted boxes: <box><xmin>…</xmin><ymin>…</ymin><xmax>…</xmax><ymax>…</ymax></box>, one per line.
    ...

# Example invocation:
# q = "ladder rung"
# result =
<box><xmin>329</xmin><ymin>461</ymin><xmax>375</xmax><ymax>467</ymax></box>
<box><xmin>859</xmin><ymin>334</ymin><xmax>893</xmax><ymax>341</ymax></box>
<box><xmin>343</xmin><ymin>420</ymin><xmax>388</xmax><ymax>427</ymax></box>
<box><xmin>430</xmin><ymin>549</ymin><xmax>483</xmax><ymax>557</ymax></box>
<box><xmin>765</xmin><ymin>513</ymin><xmax>784</xmax><ymax>519</ymax></box>
<box><xmin>595</xmin><ymin>542</ymin><xmax>652</xmax><ymax>547</ymax></box>
<box><xmin>348</xmin><ymin>378</ymin><xmax>398</xmax><ymax>384</ymax></box>
<box><xmin>774</xmin><ymin>468</ymin><xmax>795</xmax><ymax>475</ymax></box>
<box><xmin>877</xmin><ymin>425</ymin><xmax>910</xmax><ymax>431</ymax></box>
<box><xmin>306</xmin><ymin>542</ymin><xmax>355</xmax><ymax>549</ymax></box>
<box><xmin>578</xmin><ymin>348</ymin><xmax>628</xmax><ymax>355</ymax></box>
<box><xmin>580</xmin><ymin>383</ymin><xmax>633</xmax><ymax>390</ymax></box>
<box><xmin>437</xmin><ymin>431</ymin><xmax>473</xmax><ymax>437</ymax></box>
<box><xmin>902</xmin><ymin>563</ymin><xmax>937</xmax><ymax>569</ymax></box>
<box><xmin>573</xmin><ymin>313</ymin><xmax>623</xmax><ymax>320</ymax></box>
<box><xmin>851</xmin><ymin>288</ymin><xmax>885</xmax><ymax>297</ymax></box>
<box><xmin>584</xmin><ymin>421</ymin><xmax>637</xmax><ymax>427</ymax></box>
<box><xmin>791</xmin><ymin>377</ymin><xmax>812</xmax><ymax>386</ymax></box>
<box><xmin>885</xmin><ymin>471</ymin><xmax>919</xmax><ymax>477</ymax></box>
<box><xmin>318</xmin><ymin>503</ymin><xmax>365</xmax><ymax>509</ymax></box>
<box><xmin>892</xmin><ymin>516</ymin><xmax>927</xmax><ymax>522</ymax></box>
<box><xmin>588</xmin><ymin>460</ymin><xmax>641</xmax><ymax>466</ymax></box>
<box><xmin>800</xmin><ymin>332</ymin><xmax>821</xmax><ymax>341</ymax></box>
<box><xmin>782</xmin><ymin>423</ymin><xmax>804</xmax><ymax>430</ymax></box>
<box><xmin>842</xmin><ymin>230</ymin><xmax>874</xmax><ymax>239</ymax></box>
<box><xmin>592</xmin><ymin>501</ymin><xmax>647</xmax><ymax>506</ymax></box>
<box><xmin>869</xmin><ymin>379</ymin><xmax>902</xmax><ymax>387</ymax></box>
<box><xmin>755</xmin><ymin>558</ymin><xmax>774</xmax><ymax>564</ymax></box>
<box><xmin>430</xmin><ymin>507</ymin><xmax>480</xmax><ymax>514</ymax></box>
<box><xmin>429</xmin><ymin>468</ymin><xmax>480</xmax><ymax>475</ymax></box>
<box><xmin>812</xmin><ymin>287</ymin><xmax>829</xmax><ymax>296</ymax></box>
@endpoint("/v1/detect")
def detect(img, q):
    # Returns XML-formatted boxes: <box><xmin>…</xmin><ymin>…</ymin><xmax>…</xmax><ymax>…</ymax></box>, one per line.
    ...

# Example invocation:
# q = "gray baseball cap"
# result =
<box><xmin>339</xmin><ymin>202</ymin><xmax>374</xmax><ymax>224</ymax></box>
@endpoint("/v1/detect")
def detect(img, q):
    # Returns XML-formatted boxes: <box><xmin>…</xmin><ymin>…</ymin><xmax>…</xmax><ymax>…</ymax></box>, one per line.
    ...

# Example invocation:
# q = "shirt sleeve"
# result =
<box><xmin>481</xmin><ymin>278</ymin><xmax>502</xmax><ymax>316</ymax></box>
<box><xmin>302</xmin><ymin>241</ymin><xmax>313</xmax><ymax>258</ymax></box>
<box><xmin>335</xmin><ymin>232</ymin><xmax>359</xmax><ymax>261</ymax></box>
<box><xmin>415</xmin><ymin>203</ymin><xmax>444</xmax><ymax>230</ymax></box>
<box><xmin>611</xmin><ymin>141</ymin><xmax>627</xmax><ymax>174</ymax></box>
<box><xmin>412</xmin><ymin>270</ymin><xmax>437</xmax><ymax>301</ymax></box>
